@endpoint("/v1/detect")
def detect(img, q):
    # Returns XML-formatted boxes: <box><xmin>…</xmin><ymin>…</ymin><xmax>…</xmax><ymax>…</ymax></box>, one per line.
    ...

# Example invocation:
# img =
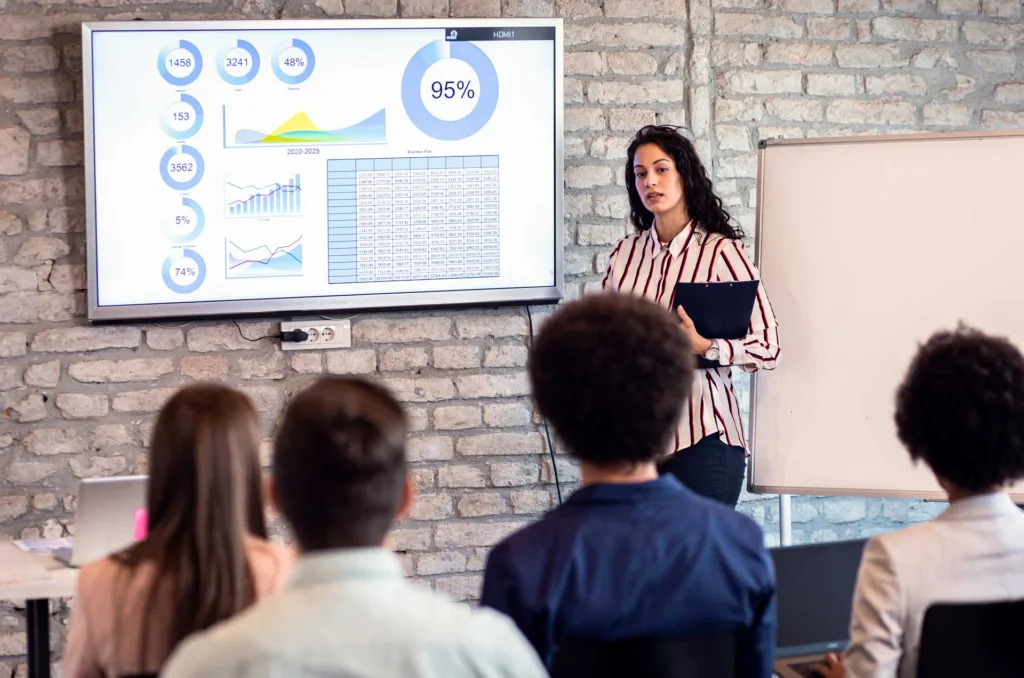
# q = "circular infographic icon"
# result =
<box><xmin>158</xmin><ymin>40</ymin><xmax>203</xmax><ymax>87</ymax></box>
<box><xmin>401</xmin><ymin>40</ymin><xmax>499</xmax><ymax>142</ymax></box>
<box><xmin>273</xmin><ymin>39</ymin><xmax>315</xmax><ymax>85</ymax></box>
<box><xmin>163</xmin><ymin>197</ymin><xmax>205</xmax><ymax>243</ymax></box>
<box><xmin>217</xmin><ymin>40</ymin><xmax>260</xmax><ymax>85</ymax></box>
<box><xmin>162</xmin><ymin>248</ymin><xmax>206</xmax><ymax>294</ymax></box>
<box><xmin>159</xmin><ymin>145</ymin><xmax>205</xmax><ymax>191</ymax></box>
<box><xmin>160</xmin><ymin>94</ymin><xmax>204</xmax><ymax>140</ymax></box>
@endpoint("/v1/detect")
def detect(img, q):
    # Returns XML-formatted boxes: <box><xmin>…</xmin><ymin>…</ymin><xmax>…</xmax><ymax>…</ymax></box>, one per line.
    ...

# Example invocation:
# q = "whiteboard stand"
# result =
<box><xmin>779</xmin><ymin>494</ymin><xmax>792</xmax><ymax>546</ymax></box>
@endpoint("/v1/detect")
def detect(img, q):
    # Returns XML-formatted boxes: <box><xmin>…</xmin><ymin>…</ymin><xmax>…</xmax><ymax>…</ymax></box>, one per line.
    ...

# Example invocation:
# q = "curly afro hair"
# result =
<box><xmin>895</xmin><ymin>326</ymin><xmax>1024</xmax><ymax>491</ymax></box>
<box><xmin>529</xmin><ymin>294</ymin><xmax>694</xmax><ymax>466</ymax></box>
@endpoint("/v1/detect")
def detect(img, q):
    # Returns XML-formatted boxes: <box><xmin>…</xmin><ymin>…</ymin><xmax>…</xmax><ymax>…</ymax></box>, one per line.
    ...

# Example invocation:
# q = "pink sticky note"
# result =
<box><xmin>133</xmin><ymin>508</ymin><xmax>148</xmax><ymax>541</ymax></box>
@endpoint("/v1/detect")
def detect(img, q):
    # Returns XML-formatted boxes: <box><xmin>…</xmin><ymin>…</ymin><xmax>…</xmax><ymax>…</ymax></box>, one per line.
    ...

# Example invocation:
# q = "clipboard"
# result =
<box><xmin>673</xmin><ymin>280</ymin><xmax>759</xmax><ymax>369</ymax></box>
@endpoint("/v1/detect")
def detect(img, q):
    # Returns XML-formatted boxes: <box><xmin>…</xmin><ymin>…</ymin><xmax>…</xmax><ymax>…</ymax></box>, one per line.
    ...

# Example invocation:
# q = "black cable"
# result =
<box><xmin>232</xmin><ymin>320</ymin><xmax>308</xmax><ymax>343</ymax></box>
<box><xmin>526</xmin><ymin>306</ymin><xmax>562</xmax><ymax>505</ymax></box>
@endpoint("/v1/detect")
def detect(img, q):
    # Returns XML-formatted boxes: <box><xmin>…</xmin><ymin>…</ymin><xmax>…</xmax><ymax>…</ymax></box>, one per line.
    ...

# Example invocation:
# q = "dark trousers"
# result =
<box><xmin>657</xmin><ymin>434</ymin><xmax>746</xmax><ymax>508</ymax></box>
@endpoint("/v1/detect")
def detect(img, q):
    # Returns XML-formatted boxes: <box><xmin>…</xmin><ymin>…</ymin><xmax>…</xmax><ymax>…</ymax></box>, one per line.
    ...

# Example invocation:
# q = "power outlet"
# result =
<box><xmin>279</xmin><ymin>319</ymin><xmax>352</xmax><ymax>351</ymax></box>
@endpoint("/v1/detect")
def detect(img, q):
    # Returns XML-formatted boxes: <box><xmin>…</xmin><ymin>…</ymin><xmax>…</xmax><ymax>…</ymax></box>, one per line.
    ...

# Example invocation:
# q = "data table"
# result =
<box><xmin>327</xmin><ymin>155</ymin><xmax>500</xmax><ymax>284</ymax></box>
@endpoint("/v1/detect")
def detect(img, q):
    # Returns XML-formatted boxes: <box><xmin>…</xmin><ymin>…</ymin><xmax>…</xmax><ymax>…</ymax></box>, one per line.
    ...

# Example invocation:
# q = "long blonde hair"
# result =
<box><xmin>113</xmin><ymin>383</ymin><xmax>267</xmax><ymax>670</ymax></box>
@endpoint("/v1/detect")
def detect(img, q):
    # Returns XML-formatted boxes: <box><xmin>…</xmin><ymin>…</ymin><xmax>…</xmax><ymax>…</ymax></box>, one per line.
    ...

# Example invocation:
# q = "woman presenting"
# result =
<box><xmin>602</xmin><ymin>125</ymin><xmax>780</xmax><ymax>507</ymax></box>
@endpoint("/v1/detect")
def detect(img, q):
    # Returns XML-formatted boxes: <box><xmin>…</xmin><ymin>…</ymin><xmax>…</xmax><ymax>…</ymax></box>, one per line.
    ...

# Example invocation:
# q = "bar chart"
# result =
<box><xmin>226</xmin><ymin>174</ymin><xmax>302</xmax><ymax>218</ymax></box>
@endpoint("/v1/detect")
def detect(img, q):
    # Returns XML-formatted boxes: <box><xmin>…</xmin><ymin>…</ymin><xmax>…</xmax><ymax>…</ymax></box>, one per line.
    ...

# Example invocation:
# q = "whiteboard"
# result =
<box><xmin>750</xmin><ymin>131</ymin><xmax>1024</xmax><ymax>500</ymax></box>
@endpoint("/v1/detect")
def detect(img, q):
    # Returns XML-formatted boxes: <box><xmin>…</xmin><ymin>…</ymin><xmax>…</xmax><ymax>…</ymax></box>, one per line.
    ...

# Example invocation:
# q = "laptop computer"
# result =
<box><xmin>54</xmin><ymin>476</ymin><xmax>147</xmax><ymax>568</ymax></box>
<box><xmin>771</xmin><ymin>538</ymin><xmax>867</xmax><ymax>678</ymax></box>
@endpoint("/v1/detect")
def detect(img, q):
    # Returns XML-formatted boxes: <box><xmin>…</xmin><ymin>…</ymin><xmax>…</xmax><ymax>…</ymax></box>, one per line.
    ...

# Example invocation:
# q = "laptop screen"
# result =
<box><xmin>770</xmin><ymin>538</ymin><xmax>867</xmax><ymax>657</ymax></box>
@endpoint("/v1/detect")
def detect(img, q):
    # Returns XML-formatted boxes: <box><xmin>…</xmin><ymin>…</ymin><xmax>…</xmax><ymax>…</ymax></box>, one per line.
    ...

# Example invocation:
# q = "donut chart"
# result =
<box><xmin>217</xmin><ymin>40</ymin><xmax>260</xmax><ymax>85</ymax></box>
<box><xmin>158</xmin><ymin>40</ymin><xmax>202</xmax><ymax>86</ymax></box>
<box><xmin>164</xmin><ymin>197</ymin><xmax>205</xmax><ymax>243</ymax></box>
<box><xmin>159</xmin><ymin>145</ymin><xmax>205</xmax><ymax>191</ymax></box>
<box><xmin>401</xmin><ymin>40</ymin><xmax>499</xmax><ymax>141</ymax></box>
<box><xmin>161</xmin><ymin>248</ymin><xmax>206</xmax><ymax>294</ymax></box>
<box><xmin>273</xmin><ymin>39</ymin><xmax>316</xmax><ymax>84</ymax></box>
<box><xmin>160</xmin><ymin>94</ymin><xmax>204</xmax><ymax>140</ymax></box>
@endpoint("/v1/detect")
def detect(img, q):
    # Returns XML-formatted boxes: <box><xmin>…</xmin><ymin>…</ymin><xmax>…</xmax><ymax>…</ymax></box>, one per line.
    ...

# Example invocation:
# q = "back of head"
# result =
<box><xmin>274</xmin><ymin>377</ymin><xmax>408</xmax><ymax>551</ymax></box>
<box><xmin>529</xmin><ymin>294</ymin><xmax>695</xmax><ymax>466</ymax></box>
<box><xmin>119</xmin><ymin>382</ymin><xmax>266</xmax><ymax>668</ymax></box>
<box><xmin>896</xmin><ymin>326</ymin><xmax>1024</xmax><ymax>491</ymax></box>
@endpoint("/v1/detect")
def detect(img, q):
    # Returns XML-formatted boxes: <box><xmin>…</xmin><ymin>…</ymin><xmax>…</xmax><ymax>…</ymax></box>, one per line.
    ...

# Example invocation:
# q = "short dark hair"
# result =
<box><xmin>895</xmin><ymin>327</ymin><xmax>1024</xmax><ymax>491</ymax></box>
<box><xmin>529</xmin><ymin>294</ymin><xmax>694</xmax><ymax>465</ymax></box>
<box><xmin>273</xmin><ymin>377</ymin><xmax>408</xmax><ymax>551</ymax></box>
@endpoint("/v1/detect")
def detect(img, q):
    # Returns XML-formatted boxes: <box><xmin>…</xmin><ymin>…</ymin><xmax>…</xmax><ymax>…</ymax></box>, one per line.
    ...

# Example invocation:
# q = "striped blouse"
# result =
<box><xmin>601</xmin><ymin>221</ymin><xmax>780</xmax><ymax>452</ymax></box>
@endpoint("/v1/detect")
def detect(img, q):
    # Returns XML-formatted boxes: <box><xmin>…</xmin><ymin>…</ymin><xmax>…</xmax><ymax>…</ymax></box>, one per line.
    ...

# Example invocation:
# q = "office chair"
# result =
<box><xmin>917</xmin><ymin>598</ymin><xmax>1024</xmax><ymax>678</ymax></box>
<box><xmin>551</xmin><ymin>630</ymin><xmax>739</xmax><ymax>678</ymax></box>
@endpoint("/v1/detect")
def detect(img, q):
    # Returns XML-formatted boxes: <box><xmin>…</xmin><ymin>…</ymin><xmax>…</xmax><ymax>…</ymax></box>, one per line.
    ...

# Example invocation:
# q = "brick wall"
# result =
<box><xmin>1</xmin><ymin>0</ymin><xmax>1023</xmax><ymax>669</ymax></box>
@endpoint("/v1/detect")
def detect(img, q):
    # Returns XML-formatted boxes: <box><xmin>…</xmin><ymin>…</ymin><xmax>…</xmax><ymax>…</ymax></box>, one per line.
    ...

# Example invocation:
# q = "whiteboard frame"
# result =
<box><xmin>748</xmin><ymin>130</ymin><xmax>1024</xmax><ymax>500</ymax></box>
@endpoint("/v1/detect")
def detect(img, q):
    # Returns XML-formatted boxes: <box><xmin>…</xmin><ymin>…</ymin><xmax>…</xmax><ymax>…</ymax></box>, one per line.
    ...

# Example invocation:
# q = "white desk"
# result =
<box><xmin>0</xmin><ymin>542</ymin><xmax>78</xmax><ymax>678</ymax></box>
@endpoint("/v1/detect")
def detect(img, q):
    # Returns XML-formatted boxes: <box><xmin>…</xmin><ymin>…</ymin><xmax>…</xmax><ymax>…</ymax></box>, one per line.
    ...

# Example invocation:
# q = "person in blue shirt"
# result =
<box><xmin>480</xmin><ymin>293</ymin><xmax>776</xmax><ymax>676</ymax></box>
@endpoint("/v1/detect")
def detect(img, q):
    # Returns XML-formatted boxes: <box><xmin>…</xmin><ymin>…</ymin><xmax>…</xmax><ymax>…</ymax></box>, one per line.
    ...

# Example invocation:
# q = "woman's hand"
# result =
<box><xmin>676</xmin><ymin>306</ymin><xmax>713</xmax><ymax>355</ymax></box>
<box><xmin>812</xmin><ymin>653</ymin><xmax>844</xmax><ymax>678</ymax></box>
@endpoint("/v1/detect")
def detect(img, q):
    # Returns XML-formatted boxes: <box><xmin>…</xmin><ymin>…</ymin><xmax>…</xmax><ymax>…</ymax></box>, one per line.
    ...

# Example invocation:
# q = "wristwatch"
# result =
<box><xmin>702</xmin><ymin>339</ymin><xmax>721</xmax><ymax>362</ymax></box>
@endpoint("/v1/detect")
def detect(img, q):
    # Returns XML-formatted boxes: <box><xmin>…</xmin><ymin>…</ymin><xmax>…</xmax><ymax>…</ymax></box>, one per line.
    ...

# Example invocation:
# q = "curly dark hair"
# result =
<box><xmin>625</xmin><ymin>125</ymin><xmax>744</xmax><ymax>240</ymax></box>
<box><xmin>895</xmin><ymin>327</ymin><xmax>1024</xmax><ymax>491</ymax></box>
<box><xmin>529</xmin><ymin>294</ymin><xmax>694</xmax><ymax>465</ymax></box>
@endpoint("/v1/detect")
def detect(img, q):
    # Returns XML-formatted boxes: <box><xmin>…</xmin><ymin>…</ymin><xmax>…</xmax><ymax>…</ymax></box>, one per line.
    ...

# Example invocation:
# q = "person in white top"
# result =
<box><xmin>816</xmin><ymin>327</ymin><xmax>1024</xmax><ymax>678</ymax></box>
<box><xmin>162</xmin><ymin>377</ymin><xmax>547</xmax><ymax>678</ymax></box>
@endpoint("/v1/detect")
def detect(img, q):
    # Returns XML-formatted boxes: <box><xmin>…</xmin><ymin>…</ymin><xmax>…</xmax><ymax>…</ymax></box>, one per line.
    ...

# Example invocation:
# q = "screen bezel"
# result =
<box><xmin>82</xmin><ymin>18</ymin><xmax>564</xmax><ymax>322</ymax></box>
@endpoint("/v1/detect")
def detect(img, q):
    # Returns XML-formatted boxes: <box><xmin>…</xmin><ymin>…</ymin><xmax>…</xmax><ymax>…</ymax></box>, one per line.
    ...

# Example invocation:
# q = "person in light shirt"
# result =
<box><xmin>602</xmin><ymin>125</ymin><xmax>780</xmax><ymax>507</ymax></box>
<box><xmin>816</xmin><ymin>327</ymin><xmax>1024</xmax><ymax>678</ymax></box>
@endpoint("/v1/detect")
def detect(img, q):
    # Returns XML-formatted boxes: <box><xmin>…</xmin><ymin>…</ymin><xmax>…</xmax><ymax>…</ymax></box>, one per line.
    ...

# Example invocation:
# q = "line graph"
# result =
<box><xmin>225</xmin><ymin>236</ymin><xmax>303</xmax><ymax>279</ymax></box>
<box><xmin>226</xmin><ymin>174</ymin><xmax>301</xmax><ymax>217</ymax></box>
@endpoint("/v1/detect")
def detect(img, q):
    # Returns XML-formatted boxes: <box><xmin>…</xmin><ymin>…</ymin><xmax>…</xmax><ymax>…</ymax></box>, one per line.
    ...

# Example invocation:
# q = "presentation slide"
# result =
<box><xmin>87</xmin><ymin>22</ymin><xmax>559</xmax><ymax>318</ymax></box>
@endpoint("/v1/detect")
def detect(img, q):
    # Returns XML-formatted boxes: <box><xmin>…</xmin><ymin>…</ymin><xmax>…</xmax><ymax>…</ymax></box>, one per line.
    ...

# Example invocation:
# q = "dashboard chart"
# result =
<box><xmin>85</xmin><ymin>20</ymin><xmax>561</xmax><ymax>320</ymax></box>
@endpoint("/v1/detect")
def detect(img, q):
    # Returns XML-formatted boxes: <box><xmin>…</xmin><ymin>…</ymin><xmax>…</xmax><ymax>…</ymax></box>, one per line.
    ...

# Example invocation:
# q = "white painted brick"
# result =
<box><xmin>758</xmin><ymin>126</ymin><xmax>806</xmax><ymax>141</ymax></box>
<box><xmin>717</xmin><ymin>155</ymin><xmax>759</xmax><ymax>179</ymax></box>
<box><xmin>565</xmin><ymin>249</ymin><xmax>595</xmax><ymax>276</ymax></box>
<box><xmin>456</xmin><ymin>315</ymin><xmax>527</xmax><ymax>339</ymax></box>
<box><xmin>766</xmin><ymin>98</ymin><xmax>824</xmax><ymax>122</ymax></box>
<box><xmin>835</xmin><ymin>44</ymin><xmax>909</xmax><ymax>68</ymax></box>
<box><xmin>55</xmin><ymin>393</ymin><xmax>108</xmax><ymax>419</ymax></box>
<box><xmin>588</xmin><ymin>135</ymin><xmax>630</xmax><ymax>160</ymax></box>
<box><xmin>995</xmin><ymin>84</ymin><xmax>1024</xmax><ymax>103</ymax></box>
<box><xmin>806</xmin><ymin>73</ymin><xmax>858</xmax><ymax>96</ymax></box>
<box><xmin>594</xmin><ymin>194</ymin><xmax>630</xmax><ymax>219</ymax></box>
<box><xmin>390</xmin><ymin>527</ymin><xmax>432</xmax><ymax>551</ymax></box>
<box><xmin>937</xmin><ymin>0</ymin><xmax>978</xmax><ymax>11</ymax></box>
<box><xmin>325</xmin><ymin>349</ymin><xmax>377</xmax><ymax>375</ymax></box>
<box><xmin>807</xmin><ymin>18</ymin><xmax>853</xmax><ymax>40</ymax></box>
<box><xmin>0</xmin><ymin>267</ymin><xmax>36</xmax><ymax>293</ymax></box>
<box><xmin>556</xmin><ymin>0</ymin><xmax>601</xmax><ymax>15</ymax></box>
<box><xmin>712</xmin><ymin>42</ymin><xmax>762</xmax><ymax>70</ymax></box>
<box><xmin>490</xmin><ymin>460</ymin><xmax>541</xmax><ymax>486</ymax></box>
<box><xmin>93</xmin><ymin>424</ymin><xmax>133</xmax><ymax>448</ymax></box>
<box><xmin>982</xmin><ymin>110</ymin><xmax>1024</xmax><ymax>128</ymax></box>
<box><xmin>565</xmin><ymin>107</ymin><xmax>607</xmax><ymax>132</ymax></box>
<box><xmin>69</xmin><ymin>358</ymin><xmax>173</xmax><ymax>384</ymax></box>
<box><xmin>608</xmin><ymin>108</ymin><xmax>656</xmax><ymax>131</ymax></box>
<box><xmin>962</xmin><ymin>21</ymin><xmax>1019</xmax><ymax>47</ymax></box>
<box><xmin>290</xmin><ymin>353</ymin><xmax>323</xmax><ymax>374</ymax></box>
<box><xmin>181</xmin><ymin>356</ymin><xmax>229</xmax><ymax>381</ymax></box>
<box><xmin>407</xmin><ymin>436</ymin><xmax>455</xmax><ymax>461</ymax></box>
<box><xmin>882</xmin><ymin>0</ymin><xmax>929</xmax><ymax>10</ymax></box>
<box><xmin>564</xmin><ymin>52</ymin><xmax>604</xmax><ymax>76</ymax></box>
<box><xmin>24</xmin><ymin>360</ymin><xmax>59</xmax><ymax>387</ymax></box>
<box><xmin>924</xmin><ymin>103</ymin><xmax>973</xmax><ymax>126</ymax></box>
<box><xmin>511</xmin><ymin>489</ymin><xmax>553</xmax><ymax>514</ymax></box>
<box><xmin>433</xmin><ymin>345</ymin><xmax>481</xmax><ymax>370</ymax></box>
<box><xmin>434</xmin><ymin>574</ymin><xmax>483</xmax><ymax>601</ymax></box>
<box><xmin>456</xmin><ymin>373</ymin><xmax>530</xmax><ymax>399</ymax></box>
<box><xmin>484</xmin><ymin>403</ymin><xmax>533</xmax><ymax>428</ymax></box>
<box><xmin>781</xmin><ymin>0</ymin><xmax>833</xmax><ymax>12</ymax></box>
<box><xmin>715</xmin><ymin>13</ymin><xmax>803</xmax><ymax>38</ymax></box>
<box><xmin>564</xmin><ymin>78</ymin><xmax>584</xmax><ymax>103</ymax></box>
<box><xmin>401</xmin><ymin>0</ymin><xmax>449</xmax><ymax>16</ymax></box>
<box><xmin>30</xmin><ymin>326</ymin><xmax>141</xmax><ymax>353</ymax></box>
<box><xmin>380</xmin><ymin>347</ymin><xmax>429</xmax><ymax>372</ymax></box>
<box><xmin>239</xmin><ymin>385</ymin><xmax>283</xmax><ymax>414</ymax></box>
<box><xmin>838</xmin><ymin>0</ymin><xmax>878</xmax><ymax>8</ymax></box>
<box><xmin>352</xmin><ymin>317</ymin><xmax>451</xmax><ymax>343</ymax></box>
<box><xmin>587</xmin><ymin>80</ymin><xmax>684</xmax><ymax>105</ymax></box>
<box><xmin>911</xmin><ymin>46</ymin><xmax>959</xmax><ymax>69</ymax></box>
<box><xmin>457</xmin><ymin>432</ymin><xmax>546</xmax><ymax>456</ymax></box>
<box><xmin>565</xmin><ymin>23</ymin><xmax>686</xmax><ymax>48</ymax></box>
<box><xmin>715</xmin><ymin>99</ymin><xmax>764</xmax><ymax>122</ymax></box>
<box><xmin>409</xmin><ymin>493</ymin><xmax>453</xmax><ymax>521</ymax></box>
<box><xmin>409</xmin><ymin>468</ymin><xmax>435</xmax><ymax>490</ymax></box>
<box><xmin>604</xmin><ymin>0</ymin><xmax>685</xmax><ymax>15</ymax></box>
<box><xmin>565</xmin><ymin>194</ymin><xmax>593</xmax><ymax>218</ymax></box>
<box><xmin>7</xmin><ymin>392</ymin><xmax>43</xmax><ymax>421</ymax></box>
<box><xmin>966</xmin><ymin>50</ymin><xmax>1017</xmax><ymax>73</ymax></box>
<box><xmin>871</xmin><ymin>17</ymin><xmax>957</xmax><ymax>42</ymax></box>
<box><xmin>983</xmin><ymin>0</ymin><xmax>1019</xmax><ymax>15</ymax></box>
<box><xmin>380</xmin><ymin>378</ymin><xmax>454</xmax><ymax>402</ymax></box>
<box><xmin>434</xmin><ymin>521</ymin><xmax>524</xmax><ymax>548</ymax></box>
<box><xmin>543</xmin><ymin>457</ymin><xmax>581</xmax><ymax>483</ymax></box>
<box><xmin>433</xmin><ymin>406</ymin><xmax>482</xmax><ymax>431</ymax></box>
<box><xmin>577</xmin><ymin>223</ymin><xmax>627</xmax><ymax>245</ymax></box>
<box><xmin>407</xmin><ymin>407</ymin><xmax>429</xmax><ymax>432</ymax></box>
<box><xmin>764</xmin><ymin>44</ymin><xmax>833</xmax><ymax>66</ymax></box>
<box><xmin>722</xmin><ymin>70</ymin><xmax>803</xmax><ymax>94</ymax></box>
<box><xmin>416</xmin><ymin>552</ymin><xmax>468</xmax><ymax>576</ymax></box>
<box><xmin>237</xmin><ymin>353</ymin><xmax>286</xmax><ymax>380</ymax></box>
<box><xmin>0</xmin><ymin>332</ymin><xmax>26</xmax><ymax>357</ymax></box>
<box><xmin>715</xmin><ymin>125</ymin><xmax>752</xmax><ymax>151</ymax></box>
<box><xmin>483</xmin><ymin>345</ymin><xmax>528</xmax><ymax>368</ymax></box>
<box><xmin>438</xmin><ymin>464</ymin><xmax>488</xmax><ymax>488</ymax></box>
<box><xmin>942</xmin><ymin>74</ymin><xmax>976</xmax><ymax>101</ymax></box>
<box><xmin>826</xmin><ymin>100</ymin><xmax>917</xmax><ymax>125</ymax></box>
<box><xmin>605</xmin><ymin>52</ymin><xmax>659</xmax><ymax>75</ymax></box>
<box><xmin>866</xmin><ymin>74</ymin><xmax>928</xmax><ymax>96</ymax></box>
<box><xmin>24</xmin><ymin>428</ymin><xmax>87</xmax><ymax>455</ymax></box>
<box><xmin>111</xmin><ymin>388</ymin><xmax>177</xmax><ymax>413</ymax></box>
<box><xmin>458</xmin><ymin>493</ymin><xmax>509</xmax><ymax>517</ymax></box>
<box><xmin>144</xmin><ymin>328</ymin><xmax>183</xmax><ymax>351</ymax></box>
<box><xmin>565</xmin><ymin>165</ymin><xmax>613</xmax><ymax>189</ymax></box>
<box><xmin>185</xmin><ymin>323</ymin><xmax>272</xmax><ymax>352</ymax></box>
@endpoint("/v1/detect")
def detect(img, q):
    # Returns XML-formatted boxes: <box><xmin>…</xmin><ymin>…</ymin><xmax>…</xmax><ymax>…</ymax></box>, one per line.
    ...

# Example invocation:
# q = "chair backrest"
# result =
<box><xmin>551</xmin><ymin>631</ymin><xmax>739</xmax><ymax>678</ymax></box>
<box><xmin>917</xmin><ymin>599</ymin><xmax>1024</xmax><ymax>678</ymax></box>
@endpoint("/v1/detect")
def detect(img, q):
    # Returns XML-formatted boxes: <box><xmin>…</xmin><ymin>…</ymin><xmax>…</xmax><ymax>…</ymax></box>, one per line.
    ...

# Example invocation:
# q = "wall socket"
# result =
<box><xmin>279</xmin><ymin>319</ymin><xmax>352</xmax><ymax>351</ymax></box>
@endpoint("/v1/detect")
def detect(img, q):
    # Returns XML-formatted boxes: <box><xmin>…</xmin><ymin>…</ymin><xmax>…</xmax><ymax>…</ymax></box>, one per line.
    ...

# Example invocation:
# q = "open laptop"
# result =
<box><xmin>54</xmin><ymin>476</ymin><xmax>147</xmax><ymax>567</ymax></box>
<box><xmin>771</xmin><ymin>538</ymin><xmax>867</xmax><ymax>678</ymax></box>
